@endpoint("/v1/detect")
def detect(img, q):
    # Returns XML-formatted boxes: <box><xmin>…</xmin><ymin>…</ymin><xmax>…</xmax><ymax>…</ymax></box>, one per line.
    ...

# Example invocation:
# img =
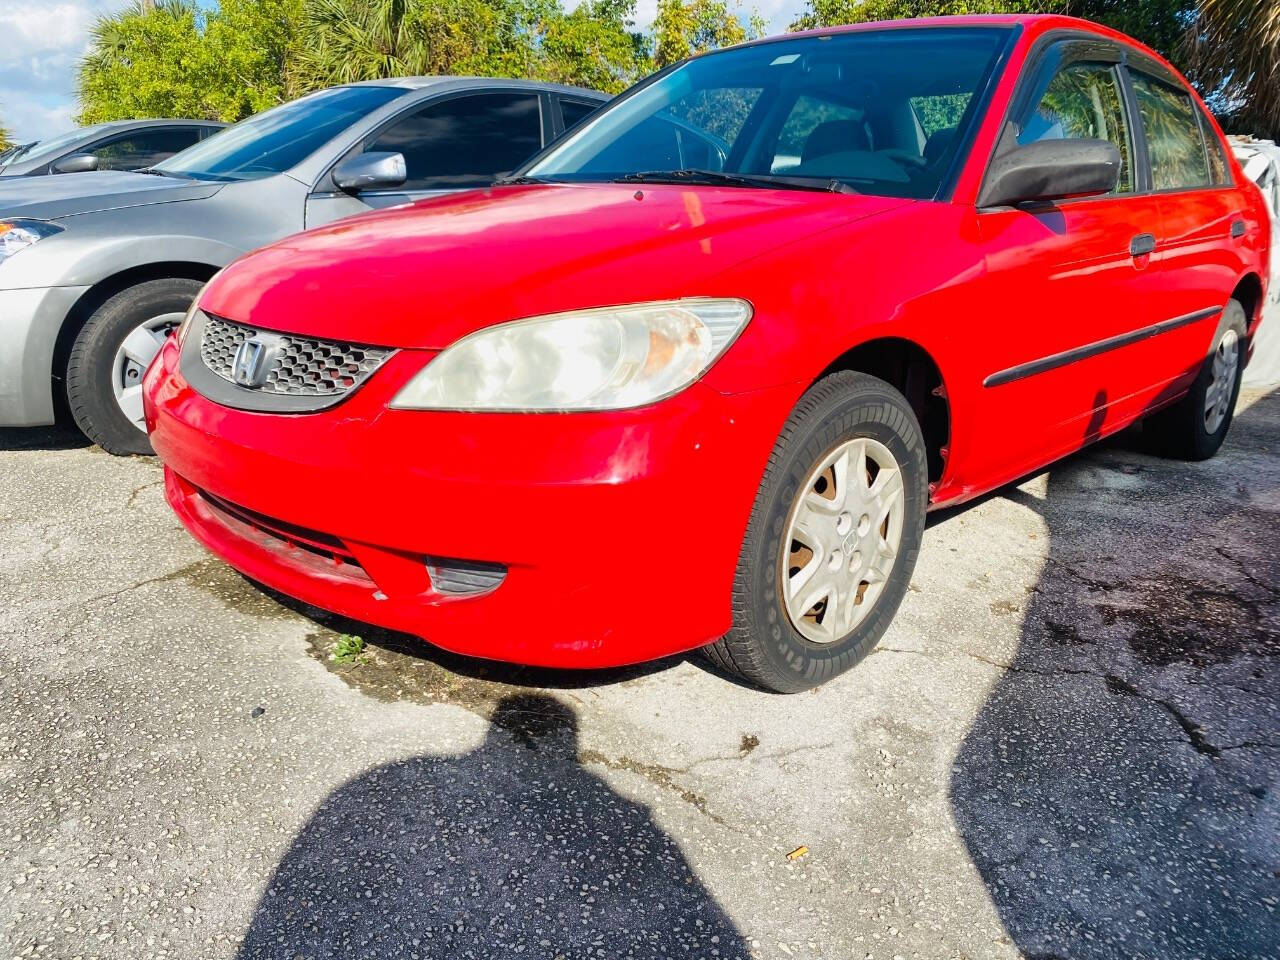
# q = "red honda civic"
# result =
<box><xmin>145</xmin><ymin>15</ymin><xmax>1269</xmax><ymax>692</ymax></box>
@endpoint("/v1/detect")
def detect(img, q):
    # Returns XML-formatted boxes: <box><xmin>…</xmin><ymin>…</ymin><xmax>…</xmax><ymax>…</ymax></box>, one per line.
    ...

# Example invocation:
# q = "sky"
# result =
<box><xmin>1</xmin><ymin>0</ymin><xmax>805</xmax><ymax>143</ymax></box>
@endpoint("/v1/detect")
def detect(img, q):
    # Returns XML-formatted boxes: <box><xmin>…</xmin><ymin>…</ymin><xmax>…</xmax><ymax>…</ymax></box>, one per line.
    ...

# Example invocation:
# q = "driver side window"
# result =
<box><xmin>1019</xmin><ymin>61</ymin><xmax>1134</xmax><ymax>194</ymax></box>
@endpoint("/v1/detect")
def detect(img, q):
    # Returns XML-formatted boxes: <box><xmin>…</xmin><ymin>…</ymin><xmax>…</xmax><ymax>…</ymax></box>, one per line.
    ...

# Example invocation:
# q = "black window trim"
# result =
<box><xmin>312</xmin><ymin>86</ymin><xmax>551</xmax><ymax>197</ymax></box>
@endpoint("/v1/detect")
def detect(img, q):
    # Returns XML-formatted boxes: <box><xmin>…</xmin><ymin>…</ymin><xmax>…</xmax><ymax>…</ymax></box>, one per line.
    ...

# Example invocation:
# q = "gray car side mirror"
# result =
<box><xmin>52</xmin><ymin>153</ymin><xmax>99</xmax><ymax>174</ymax></box>
<box><xmin>333</xmin><ymin>152</ymin><xmax>407</xmax><ymax>193</ymax></box>
<box><xmin>979</xmin><ymin>139</ymin><xmax>1121</xmax><ymax>208</ymax></box>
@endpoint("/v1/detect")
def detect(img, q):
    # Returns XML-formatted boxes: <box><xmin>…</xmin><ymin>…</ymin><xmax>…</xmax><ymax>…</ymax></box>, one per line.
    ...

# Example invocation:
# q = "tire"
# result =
<box><xmin>1143</xmin><ymin>299</ymin><xmax>1248</xmax><ymax>461</ymax></box>
<box><xmin>66</xmin><ymin>278</ymin><xmax>202</xmax><ymax>456</ymax></box>
<box><xmin>705</xmin><ymin>371</ymin><xmax>929</xmax><ymax>693</ymax></box>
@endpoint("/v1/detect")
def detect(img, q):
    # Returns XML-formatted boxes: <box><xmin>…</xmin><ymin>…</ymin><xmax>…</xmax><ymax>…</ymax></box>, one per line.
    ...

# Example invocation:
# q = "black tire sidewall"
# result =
<box><xmin>1177</xmin><ymin>300</ymin><xmax>1249</xmax><ymax>460</ymax></box>
<box><xmin>67</xmin><ymin>278</ymin><xmax>202</xmax><ymax>455</ymax></box>
<box><xmin>738</xmin><ymin>376</ymin><xmax>928</xmax><ymax>692</ymax></box>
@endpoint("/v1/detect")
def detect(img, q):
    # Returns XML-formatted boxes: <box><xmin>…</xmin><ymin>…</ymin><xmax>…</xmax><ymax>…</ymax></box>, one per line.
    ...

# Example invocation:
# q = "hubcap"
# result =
<box><xmin>780</xmin><ymin>437</ymin><xmax>905</xmax><ymax>644</ymax></box>
<box><xmin>112</xmin><ymin>313</ymin><xmax>184</xmax><ymax>433</ymax></box>
<box><xmin>1203</xmin><ymin>327</ymin><xmax>1239</xmax><ymax>435</ymax></box>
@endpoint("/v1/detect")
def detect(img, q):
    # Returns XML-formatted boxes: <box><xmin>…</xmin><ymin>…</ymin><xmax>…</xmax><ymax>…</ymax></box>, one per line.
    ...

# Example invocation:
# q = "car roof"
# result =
<box><xmin>92</xmin><ymin>118</ymin><xmax>226</xmax><ymax>130</ymax></box>
<box><xmin>339</xmin><ymin>76</ymin><xmax>609</xmax><ymax>100</ymax></box>
<box><xmin>722</xmin><ymin>14</ymin><xmax>1180</xmax><ymax>86</ymax></box>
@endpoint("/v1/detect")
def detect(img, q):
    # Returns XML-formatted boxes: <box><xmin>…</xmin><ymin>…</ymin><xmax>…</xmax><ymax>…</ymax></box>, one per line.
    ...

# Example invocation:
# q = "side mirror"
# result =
<box><xmin>52</xmin><ymin>153</ymin><xmax>99</xmax><ymax>174</ymax></box>
<box><xmin>333</xmin><ymin>151</ymin><xmax>407</xmax><ymax>193</ymax></box>
<box><xmin>979</xmin><ymin>139</ymin><xmax>1121</xmax><ymax>208</ymax></box>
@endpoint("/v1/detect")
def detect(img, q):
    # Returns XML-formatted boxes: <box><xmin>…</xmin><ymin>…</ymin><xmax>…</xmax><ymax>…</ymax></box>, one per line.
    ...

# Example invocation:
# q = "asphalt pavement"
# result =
<box><xmin>2</xmin><ymin>383</ymin><xmax>1276</xmax><ymax>959</ymax></box>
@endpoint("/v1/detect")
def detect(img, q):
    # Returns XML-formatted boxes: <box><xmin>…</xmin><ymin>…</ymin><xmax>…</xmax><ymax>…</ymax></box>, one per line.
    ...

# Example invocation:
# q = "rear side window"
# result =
<box><xmin>1018</xmin><ymin>62</ymin><xmax>1134</xmax><ymax>194</ymax></box>
<box><xmin>559</xmin><ymin>99</ymin><xmax>599</xmax><ymax>129</ymax></box>
<box><xmin>92</xmin><ymin>127</ymin><xmax>202</xmax><ymax>171</ymax></box>
<box><xmin>368</xmin><ymin>92</ymin><xmax>543</xmax><ymax>190</ymax></box>
<box><xmin>1130</xmin><ymin>71</ymin><xmax>1210</xmax><ymax>191</ymax></box>
<box><xmin>1196</xmin><ymin>109</ymin><xmax>1232</xmax><ymax>185</ymax></box>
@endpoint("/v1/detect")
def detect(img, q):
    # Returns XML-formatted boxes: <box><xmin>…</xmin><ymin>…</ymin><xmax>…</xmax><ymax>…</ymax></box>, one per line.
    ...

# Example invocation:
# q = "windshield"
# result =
<box><xmin>155</xmin><ymin>85</ymin><xmax>406</xmax><ymax>182</ymax></box>
<box><xmin>525</xmin><ymin>27</ymin><xmax>1012</xmax><ymax>199</ymax></box>
<box><xmin>0</xmin><ymin>123</ymin><xmax>113</xmax><ymax>170</ymax></box>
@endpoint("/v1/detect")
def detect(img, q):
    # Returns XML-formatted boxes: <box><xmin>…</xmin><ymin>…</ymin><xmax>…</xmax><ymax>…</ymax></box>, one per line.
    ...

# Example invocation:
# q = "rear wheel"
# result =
<box><xmin>1144</xmin><ymin>299</ymin><xmax>1248</xmax><ymax>461</ymax></box>
<box><xmin>66</xmin><ymin>278</ymin><xmax>200</xmax><ymax>456</ymax></box>
<box><xmin>705</xmin><ymin>371</ymin><xmax>929</xmax><ymax>693</ymax></box>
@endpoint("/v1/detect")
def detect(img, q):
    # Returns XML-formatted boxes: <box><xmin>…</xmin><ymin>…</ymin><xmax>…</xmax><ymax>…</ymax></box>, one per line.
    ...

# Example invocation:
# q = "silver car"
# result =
<box><xmin>0</xmin><ymin>78</ymin><xmax>605</xmax><ymax>453</ymax></box>
<box><xmin>0</xmin><ymin>119</ymin><xmax>225</xmax><ymax>178</ymax></box>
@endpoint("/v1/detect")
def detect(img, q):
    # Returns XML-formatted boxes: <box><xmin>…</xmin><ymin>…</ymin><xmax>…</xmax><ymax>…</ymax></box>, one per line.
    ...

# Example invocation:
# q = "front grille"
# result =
<box><xmin>200</xmin><ymin>314</ymin><xmax>391</xmax><ymax>398</ymax></box>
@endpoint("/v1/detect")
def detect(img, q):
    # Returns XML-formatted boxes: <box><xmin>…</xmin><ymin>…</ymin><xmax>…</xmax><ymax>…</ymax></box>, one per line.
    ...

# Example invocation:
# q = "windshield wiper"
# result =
<box><xmin>615</xmin><ymin>169</ymin><xmax>858</xmax><ymax>194</ymax></box>
<box><xmin>493</xmin><ymin>174</ymin><xmax>557</xmax><ymax>186</ymax></box>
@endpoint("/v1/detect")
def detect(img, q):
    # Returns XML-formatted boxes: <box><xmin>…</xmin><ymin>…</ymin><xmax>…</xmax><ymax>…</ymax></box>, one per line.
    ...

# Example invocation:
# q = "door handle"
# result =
<box><xmin>1129</xmin><ymin>233</ymin><xmax>1156</xmax><ymax>257</ymax></box>
<box><xmin>1231</xmin><ymin>219</ymin><xmax>1246</xmax><ymax>239</ymax></box>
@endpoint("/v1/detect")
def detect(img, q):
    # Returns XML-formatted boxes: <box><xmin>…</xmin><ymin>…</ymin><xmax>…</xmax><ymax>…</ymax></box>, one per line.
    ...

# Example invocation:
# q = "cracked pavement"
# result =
<box><xmin>1</xmin><ymin>389</ymin><xmax>1277</xmax><ymax>960</ymax></box>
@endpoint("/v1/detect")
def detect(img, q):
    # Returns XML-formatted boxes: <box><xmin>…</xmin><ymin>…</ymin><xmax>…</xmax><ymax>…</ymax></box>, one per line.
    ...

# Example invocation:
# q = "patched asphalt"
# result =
<box><xmin>1</xmin><ymin>387</ymin><xmax>1276</xmax><ymax>960</ymax></box>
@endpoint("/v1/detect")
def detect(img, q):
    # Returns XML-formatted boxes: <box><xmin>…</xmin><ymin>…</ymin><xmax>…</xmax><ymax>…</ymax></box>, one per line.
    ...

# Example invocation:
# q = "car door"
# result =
<box><xmin>85</xmin><ymin>126</ymin><xmax>206</xmax><ymax>171</ymax></box>
<box><xmin>305</xmin><ymin>90</ymin><xmax>549</xmax><ymax>228</ymax></box>
<box><xmin>973</xmin><ymin>41</ymin><xmax>1165</xmax><ymax>477</ymax></box>
<box><xmin>1127</xmin><ymin>67</ymin><xmax>1245</xmax><ymax>394</ymax></box>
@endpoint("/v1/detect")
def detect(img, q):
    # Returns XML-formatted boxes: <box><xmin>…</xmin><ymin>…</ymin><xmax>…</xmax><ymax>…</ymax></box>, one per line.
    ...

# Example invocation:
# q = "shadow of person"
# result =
<box><xmin>950</xmin><ymin>389</ymin><xmax>1280</xmax><ymax>959</ymax></box>
<box><xmin>236</xmin><ymin>693</ymin><xmax>749</xmax><ymax>959</ymax></box>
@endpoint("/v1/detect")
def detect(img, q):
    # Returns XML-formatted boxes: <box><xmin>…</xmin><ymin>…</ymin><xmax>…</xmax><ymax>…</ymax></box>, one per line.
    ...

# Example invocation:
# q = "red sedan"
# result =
<box><xmin>145</xmin><ymin>16</ymin><xmax>1269</xmax><ymax>692</ymax></box>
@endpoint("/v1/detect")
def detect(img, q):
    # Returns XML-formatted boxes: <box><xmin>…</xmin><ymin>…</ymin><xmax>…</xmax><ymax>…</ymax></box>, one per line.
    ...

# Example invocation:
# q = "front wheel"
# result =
<box><xmin>66</xmin><ymin>278</ymin><xmax>202</xmax><ymax>456</ymax></box>
<box><xmin>705</xmin><ymin>371</ymin><xmax>929</xmax><ymax>693</ymax></box>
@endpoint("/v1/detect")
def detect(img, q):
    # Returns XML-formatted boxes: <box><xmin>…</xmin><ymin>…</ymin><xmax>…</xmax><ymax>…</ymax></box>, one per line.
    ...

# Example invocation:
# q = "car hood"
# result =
<box><xmin>0</xmin><ymin>170</ymin><xmax>223</xmax><ymax>220</ymax></box>
<box><xmin>202</xmin><ymin>183</ymin><xmax>912</xmax><ymax>350</ymax></box>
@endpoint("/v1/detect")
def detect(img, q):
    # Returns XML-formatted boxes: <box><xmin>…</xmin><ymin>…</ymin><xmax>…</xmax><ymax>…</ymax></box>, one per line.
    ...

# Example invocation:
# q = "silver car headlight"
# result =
<box><xmin>391</xmin><ymin>298</ymin><xmax>752</xmax><ymax>411</ymax></box>
<box><xmin>0</xmin><ymin>219</ymin><xmax>63</xmax><ymax>264</ymax></box>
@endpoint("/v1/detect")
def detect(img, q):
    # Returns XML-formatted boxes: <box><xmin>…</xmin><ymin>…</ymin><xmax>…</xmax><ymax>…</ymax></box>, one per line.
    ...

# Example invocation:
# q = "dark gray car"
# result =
<box><xmin>0</xmin><ymin>78</ymin><xmax>606</xmax><ymax>453</ymax></box>
<box><xmin>0</xmin><ymin>119</ymin><xmax>226</xmax><ymax>177</ymax></box>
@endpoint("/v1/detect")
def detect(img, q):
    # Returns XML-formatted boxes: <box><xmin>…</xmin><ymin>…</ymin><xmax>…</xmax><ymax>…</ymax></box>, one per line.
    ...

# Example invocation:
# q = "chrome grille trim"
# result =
<box><xmin>200</xmin><ymin>314</ymin><xmax>391</xmax><ymax>397</ymax></box>
<box><xmin>179</xmin><ymin>310</ymin><xmax>395</xmax><ymax>414</ymax></box>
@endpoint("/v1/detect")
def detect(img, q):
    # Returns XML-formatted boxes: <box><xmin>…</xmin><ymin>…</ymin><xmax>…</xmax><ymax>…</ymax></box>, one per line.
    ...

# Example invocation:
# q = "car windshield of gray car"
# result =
<box><xmin>523</xmin><ymin>26</ymin><xmax>1012</xmax><ymax>201</ymax></box>
<box><xmin>153</xmin><ymin>85</ymin><xmax>405</xmax><ymax>182</ymax></box>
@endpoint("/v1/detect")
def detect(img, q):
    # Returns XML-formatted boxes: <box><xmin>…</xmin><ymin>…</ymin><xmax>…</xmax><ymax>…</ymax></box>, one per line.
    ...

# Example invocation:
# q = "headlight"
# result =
<box><xmin>0</xmin><ymin>219</ymin><xmax>63</xmax><ymax>263</ymax></box>
<box><xmin>391</xmin><ymin>298</ymin><xmax>752</xmax><ymax>411</ymax></box>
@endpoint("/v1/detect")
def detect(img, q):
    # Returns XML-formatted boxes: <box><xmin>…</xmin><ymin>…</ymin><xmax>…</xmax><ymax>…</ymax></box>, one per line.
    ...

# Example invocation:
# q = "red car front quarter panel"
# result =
<box><xmin>144</xmin><ymin>337</ymin><xmax>800</xmax><ymax>667</ymax></box>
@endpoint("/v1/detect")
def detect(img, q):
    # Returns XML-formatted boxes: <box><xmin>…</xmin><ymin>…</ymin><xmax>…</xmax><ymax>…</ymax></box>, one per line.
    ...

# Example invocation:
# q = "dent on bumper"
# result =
<box><xmin>0</xmin><ymin>285</ymin><xmax>88</xmax><ymax>427</ymax></box>
<box><xmin>146</xmin><ymin>338</ymin><xmax>801</xmax><ymax>668</ymax></box>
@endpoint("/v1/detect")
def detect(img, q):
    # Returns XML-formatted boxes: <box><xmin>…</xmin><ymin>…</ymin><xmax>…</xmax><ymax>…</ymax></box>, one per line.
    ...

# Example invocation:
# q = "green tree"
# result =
<box><xmin>0</xmin><ymin>120</ymin><xmax>11</xmax><ymax>152</ymax></box>
<box><xmin>537</xmin><ymin>0</ymin><xmax>649</xmax><ymax>93</ymax></box>
<box><xmin>789</xmin><ymin>0</ymin><xmax>1043</xmax><ymax>32</ymax></box>
<box><xmin>1184</xmin><ymin>0</ymin><xmax>1280</xmax><ymax>139</ymax></box>
<box><xmin>77</xmin><ymin>0</ymin><xmax>303</xmax><ymax>123</ymax></box>
<box><xmin>654</xmin><ymin>0</ymin><xmax>764</xmax><ymax>68</ymax></box>
<box><xmin>787</xmin><ymin>0</ymin><xmax>1195</xmax><ymax>75</ymax></box>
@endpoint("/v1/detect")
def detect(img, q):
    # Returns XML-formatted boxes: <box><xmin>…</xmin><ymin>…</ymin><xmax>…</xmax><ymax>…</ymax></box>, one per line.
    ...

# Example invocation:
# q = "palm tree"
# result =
<box><xmin>1186</xmin><ymin>0</ymin><xmax>1280</xmax><ymax>139</ymax></box>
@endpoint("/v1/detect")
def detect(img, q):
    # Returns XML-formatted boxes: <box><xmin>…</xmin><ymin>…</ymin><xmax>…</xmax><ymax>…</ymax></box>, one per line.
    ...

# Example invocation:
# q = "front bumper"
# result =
<box><xmin>0</xmin><ymin>285</ymin><xmax>88</xmax><ymax>426</ymax></box>
<box><xmin>145</xmin><ymin>337</ymin><xmax>796</xmax><ymax>668</ymax></box>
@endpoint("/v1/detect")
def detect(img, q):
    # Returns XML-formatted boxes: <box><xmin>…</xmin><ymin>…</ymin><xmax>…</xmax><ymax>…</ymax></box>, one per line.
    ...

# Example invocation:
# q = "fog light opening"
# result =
<box><xmin>426</xmin><ymin>557</ymin><xmax>507</xmax><ymax>596</ymax></box>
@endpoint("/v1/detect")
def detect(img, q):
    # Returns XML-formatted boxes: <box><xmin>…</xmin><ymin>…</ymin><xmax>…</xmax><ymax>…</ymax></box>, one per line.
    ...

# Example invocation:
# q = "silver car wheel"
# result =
<box><xmin>1203</xmin><ymin>327</ymin><xmax>1239</xmax><ymax>435</ymax></box>
<box><xmin>112</xmin><ymin>312</ymin><xmax>184</xmax><ymax>433</ymax></box>
<box><xmin>780</xmin><ymin>436</ymin><xmax>906</xmax><ymax>644</ymax></box>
